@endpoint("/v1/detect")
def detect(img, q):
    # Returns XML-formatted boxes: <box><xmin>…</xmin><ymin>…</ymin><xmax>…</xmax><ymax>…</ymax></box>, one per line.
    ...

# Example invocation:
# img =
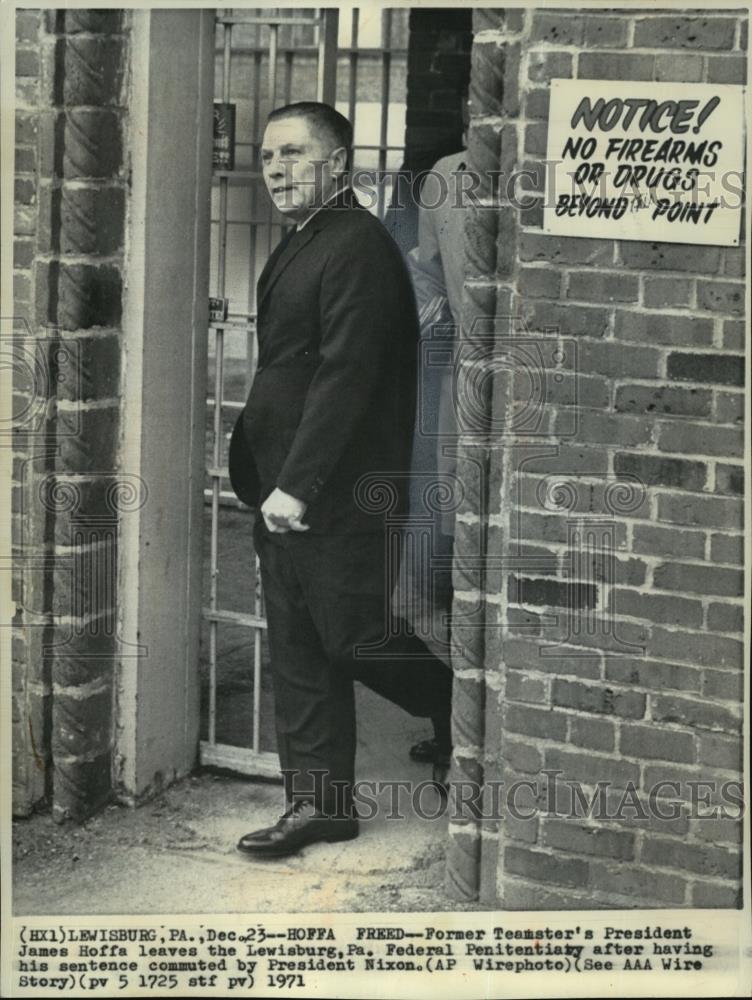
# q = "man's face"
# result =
<box><xmin>261</xmin><ymin>116</ymin><xmax>337</xmax><ymax>221</ymax></box>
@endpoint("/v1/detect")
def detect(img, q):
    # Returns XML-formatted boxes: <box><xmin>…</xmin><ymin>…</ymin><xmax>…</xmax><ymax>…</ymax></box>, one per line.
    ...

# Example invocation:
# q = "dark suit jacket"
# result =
<box><xmin>228</xmin><ymin>187</ymin><xmax>420</xmax><ymax>534</ymax></box>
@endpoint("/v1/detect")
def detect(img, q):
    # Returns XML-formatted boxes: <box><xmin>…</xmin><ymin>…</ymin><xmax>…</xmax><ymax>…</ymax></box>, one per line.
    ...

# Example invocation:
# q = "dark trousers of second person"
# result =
<box><xmin>254</xmin><ymin>518</ymin><xmax>454</xmax><ymax>817</ymax></box>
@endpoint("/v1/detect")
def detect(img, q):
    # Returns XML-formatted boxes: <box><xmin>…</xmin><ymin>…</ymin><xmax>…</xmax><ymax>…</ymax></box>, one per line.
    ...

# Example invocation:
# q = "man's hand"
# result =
<box><xmin>261</xmin><ymin>487</ymin><xmax>310</xmax><ymax>533</ymax></box>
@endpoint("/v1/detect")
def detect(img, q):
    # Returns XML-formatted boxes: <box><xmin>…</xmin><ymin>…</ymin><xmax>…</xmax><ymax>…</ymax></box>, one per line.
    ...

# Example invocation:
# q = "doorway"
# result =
<box><xmin>199</xmin><ymin>7</ymin><xmax>472</xmax><ymax>788</ymax></box>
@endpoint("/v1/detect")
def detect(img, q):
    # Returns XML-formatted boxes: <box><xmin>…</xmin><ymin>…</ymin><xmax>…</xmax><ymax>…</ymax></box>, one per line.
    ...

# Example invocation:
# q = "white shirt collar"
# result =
<box><xmin>296</xmin><ymin>185</ymin><xmax>349</xmax><ymax>231</ymax></box>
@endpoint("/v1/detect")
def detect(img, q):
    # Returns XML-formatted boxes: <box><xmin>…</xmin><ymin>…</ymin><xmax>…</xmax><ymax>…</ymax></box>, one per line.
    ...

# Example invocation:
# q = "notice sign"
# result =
<box><xmin>543</xmin><ymin>79</ymin><xmax>745</xmax><ymax>246</ymax></box>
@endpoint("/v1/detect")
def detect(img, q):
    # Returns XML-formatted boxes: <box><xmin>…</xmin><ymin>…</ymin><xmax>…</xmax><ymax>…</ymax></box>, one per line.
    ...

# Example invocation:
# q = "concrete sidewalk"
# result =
<box><xmin>13</xmin><ymin>686</ymin><xmax>485</xmax><ymax>915</ymax></box>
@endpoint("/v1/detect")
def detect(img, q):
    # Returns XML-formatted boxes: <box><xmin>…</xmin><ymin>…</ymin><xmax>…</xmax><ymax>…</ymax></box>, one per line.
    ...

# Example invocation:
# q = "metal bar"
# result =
<box><xmin>316</xmin><ymin>8</ymin><xmax>338</xmax><ymax>104</ymax></box>
<box><xmin>348</xmin><ymin>9</ymin><xmax>359</xmax><ymax>128</ymax></box>
<box><xmin>377</xmin><ymin>9</ymin><xmax>392</xmax><ymax>221</ymax></box>
<box><xmin>253</xmin><ymin>559</ymin><xmax>263</xmax><ymax>752</ymax></box>
<box><xmin>199</xmin><ymin>742</ymin><xmax>282</xmax><ymax>780</ymax></box>
<box><xmin>283</xmin><ymin>48</ymin><xmax>293</xmax><ymax>104</ymax></box>
<box><xmin>207</xmin><ymin>16</ymin><xmax>234</xmax><ymax>746</ymax></box>
<box><xmin>203</xmin><ymin>608</ymin><xmax>268</xmax><ymax>629</ymax></box>
<box><xmin>217</xmin><ymin>16</ymin><xmax>319</xmax><ymax>26</ymax></box>
<box><xmin>268</xmin><ymin>24</ymin><xmax>278</xmax><ymax>110</ymax></box>
<box><xmin>216</xmin><ymin>44</ymin><xmax>407</xmax><ymax>56</ymax></box>
<box><xmin>203</xmin><ymin>489</ymin><xmax>246</xmax><ymax>506</ymax></box>
<box><xmin>206</xmin><ymin>400</ymin><xmax>244</xmax><ymax>413</ymax></box>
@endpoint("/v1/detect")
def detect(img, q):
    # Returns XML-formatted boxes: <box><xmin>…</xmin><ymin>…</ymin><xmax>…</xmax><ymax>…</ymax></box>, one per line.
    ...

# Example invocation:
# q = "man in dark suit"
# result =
<box><xmin>229</xmin><ymin>102</ymin><xmax>453</xmax><ymax>857</ymax></box>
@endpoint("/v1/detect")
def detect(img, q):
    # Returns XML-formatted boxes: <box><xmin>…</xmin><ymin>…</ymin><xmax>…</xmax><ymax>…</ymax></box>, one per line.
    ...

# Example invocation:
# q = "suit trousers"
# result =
<box><xmin>254</xmin><ymin>519</ymin><xmax>454</xmax><ymax>816</ymax></box>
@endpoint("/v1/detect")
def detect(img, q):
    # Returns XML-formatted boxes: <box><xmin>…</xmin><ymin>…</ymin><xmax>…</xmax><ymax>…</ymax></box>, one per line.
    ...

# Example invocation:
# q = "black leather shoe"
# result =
<box><xmin>236</xmin><ymin>800</ymin><xmax>359</xmax><ymax>858</ymax></box>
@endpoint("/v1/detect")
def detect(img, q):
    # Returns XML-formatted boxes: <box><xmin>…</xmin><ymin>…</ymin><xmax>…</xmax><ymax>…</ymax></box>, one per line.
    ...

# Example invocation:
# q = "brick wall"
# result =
<box><xmin>12</xmin><ymin>9</ymin><xmax>129</xmax><ymax>821</ymax></box>
<box><xmin>463</xmin><ymin>8</ymin><xmax>746</xmax><ymax>908</ymax></box>
<box><xmin>12</xmin><ymin>7</ymin><xmax>49</xmax><ymax>817</ymax></box>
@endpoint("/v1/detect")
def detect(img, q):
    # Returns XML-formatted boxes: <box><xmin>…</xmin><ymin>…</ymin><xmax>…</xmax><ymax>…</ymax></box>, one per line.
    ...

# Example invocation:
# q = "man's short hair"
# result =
<box><xmin>267</xmin><ymin>101</ymin><xmax>353</xmax><ymax>168</ymax></box>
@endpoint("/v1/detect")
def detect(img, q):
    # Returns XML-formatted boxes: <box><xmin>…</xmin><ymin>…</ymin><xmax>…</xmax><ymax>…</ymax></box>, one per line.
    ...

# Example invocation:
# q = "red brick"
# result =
<box><xmin>722</xmin><ymin>320</ymin><xmax>744</xmax><ymax>351</ymax></box>
<box><xmin>16</xmin><ymin>11</ymin><xmax>40</xmax><ymax>43</ymax></box>
<box><xmin>642</xmin><ymin>276</ymin><xmax>693</xmax><ymax>309</ymax></box>
<box><xmin>501</xmin><ymin>638</ymin><xmax>601</xmax><ymax>680</ymax></box>
<box><xmin>509</xmin><ymin>574</ymin><xmax>596</xmax><ymax>611</ymax></box>
<box><xmin>691</xmin><ymin>881</ymin><xmax>742</xmax><ymax>907</ymax></box>
<box><xmin>542</xmin><ymin>819</ymin><xmax>634</xmax><ymax>860</ymax></box>
<box><xmin>710</xmin><ymin>533</ymin><xmax>742</xmax><ymax>564</ymax></box>
<box><xmin>580</xmin><ymin>52</ymin><xmax>654</xmax><ymax>80</ymax></box>
<box><xmin>653</xmin><ymin>561</ymin><xmax>742</xmax><ymax>598</ymax></box>
<box><xmin>702</xmin><ymin>669</ymin><xmax>743</xmax><ymax>701</ymax></box>
<box><xmin>616</xmin><ymin>310</ymin><xmax>713</xmax><ymax>347</ymax></box>
<box><xmin>576</xmin><ymin>411</ymin><xmax>652</xmax><ymax>447</ymax></box>
<box><xmin>56</xmin><ymin>405</ymin><xmax>120</xmax><ymax>474</ymax></box>
<box><xmin>634</xmin><ymin>16</ymin><xmax>735</xmax><ymax>50</ymax></box>
<box><xmin>714</xmin><ymin>463</ymin><xmax>743</xmax><ymax>496</ymax></box>
<box><xmin>530</xmin><ymin>12</ymin><xmax>583</xmax><ymax>45</ymax></box>
<box><xmin>615</xmin><ymin>452</ymin><xmax>706</xmax><ymax>491</ymax></box>
<box><xmin>569</xmin><ymin>273</ymin><xmax>639</xmax><ymax>304</ymax></box>
<box><xmin>722</xmin><ymin>249</ymin><xmax>746</xmax><ymax>279</ymax></box>
<box><xmin>649</xmin><ymin>627</ymin><xmax>742</xmax><ymax>669</ymax></box>
<box><xmin>502</xmin><ymin>739</ymin><xmax>543</xmax><ymax>775</ymax></box>
<box><xmin>527</xmin><ymin>50</ymin><xmax>572</xmax><ymax>83</ymax></box>
<box><xmin>657</xmin><ymin>492</ymin><xmax>742</xmax><ymax>531</ymax></box>
<box><xmin>609</xmin><ymin>588</ymin><xmax>702</xmax><ymax>629</ymax></box>
<box><xmin>506</xmin><ymin>672</ymin><xmax>547</xmax><ymax>705</ymax></box>
<box><xmin>569</xmin><ymin>716</ymin><xmax>614</xmax><ymax>752</ymax></box>
<box><xmin>692</xmin><ymin>816</ymin><xmax>743</xmax><ymax>845</ymax></box>
<box><xmin>651</xmin><ymin>693</ymin><xmax>741</xmax><ymax>734</ymax></box>
<box><xmin>504</xmin><ymin>814</ymin><xmax>538</xmax><ymax>845</ymax></box>
<box><xmin>505</xmin><ymin>846</ymin><xmax>588</xmax><ymax>887</ymax></box>
<box><xmin>15</xmin><ymin>178</ymin><xmax>36</xmax><ymax>205</ymax></box>
<box><xmin>714</xmin><ymin>390</ymin><xmax>743</xmax><ymax>424</ymax></box>
<box><xmin>13</xmin><ymin>239</ymin><xmax>34</xmax><ymax>269</ymax></box>
<box><xmin>668</xmin><ymin>352</ymin><xmax>744</xmax><ymax>387</ymax></box>
<box><xmin>545</xmin><ymin>747</ymin><xmax>641</xmax><ymax>790</ymax></box>
<box><xmin>540</xmin><ymin>372</ymin><xmax>611</xmax><ymax>409</ymax></box>
<box><xmin>641</xmin><ymin>837</ymin><xmax>740</xmax><ymax>880</ymax></box>
<box><xmin>588</xmin><ymin>860</ymin><xmax>687</xmax><ymax>904</ymax></box>
<box><xmin>15</xmin><ymin>112</ymin><xmax>38</xmax><ymax>145</ymax></box>
<box><xmin>513</xmin><ymin>443</ymin><xmax>609</xmax><ymax>474</ymax></box>
<box><xmin>706</xmin><ymin>602</ymin><xmax>743</xmax><ymax>633</ymax></box>
<box><xmin>14</xmin><ymin>147</ymin><xmax>36</xmax><ymax>175</ymax></box>
<box><xmin>518</xmin><ymin>266</ymin><xmax>561</xmax><ymax>300</ymax></box>
<box><xmin>632</xmin><ymin>524</ymin><xmax>705</xmax><ymax>560</ymax></box>
<box><xmin>552</xmin><ymin>679</ymin><xmax>646</xmax><ymax>719</ymax></box>
<box><xmin>503</xmin><ymin>703</ymin><xmax>567</xmax><ymax>741</ymax></box>
<box><xmin>583</xmin><ymin>16</ymin><xmax>628</xmax><ymax>47</ymax></box>
<box><xmin>706</xmin><ymin>55</ymin><xmax>747</xmax><ymax>83</ymax></box>
<box><xmin>519</xmin><ymin>233</ymin><xmax>614</xmax><ymax>266</ymax></box>
<box><xmin>604</xmin><ymin>657</ymin><xmax>701</xmax><ymax>694</ymax></box>
<box><xmin>697</xmin><ymin>280</ymin><xmax>745</xmax><ymax>316</ymax></box>
<box><xmin>654</xmin><ymin>53</ymin><xmax>704</xmax><ymax>82</ymax></box>
<box><xmin>574</xmin><ymin>341</ymin><xmax>661</xmax><ymax>380</ymax></box>
<box><xmin>619</xmin><ymin>242</ymin><xmax>721</xmax><ymax>274</ymax></box>
<box><xmin>524</xmin><ymin>89</ymin><xmax>549</xmax><ymax>121</ymax></box>
<box><xmin>697</xmin><ymin>733</ymin><xmax>742</xmax><ymax>772</ymax></box>
<box><xmin>620</xmin><ymin>725</ymin><xmax>695</xmax><ymax>764</ymax></box>
<box><xmin>15</xmin><ymin>47</ymin><xmax>40</xmax><ymax>77</ymax></box>
<box><xmin>523</xmin><ymin>122</ymin><xmax>548</xmax><ymax>156</ymax></box>
<box><xmin>63</xmin><ymin>10</ymin><xmax>125</xmax><ymax>34</ymax></box>
<box><xmin>614</xmin><ymin>384</ymin><xmax>711</xmax><ymax>419</ymax></box>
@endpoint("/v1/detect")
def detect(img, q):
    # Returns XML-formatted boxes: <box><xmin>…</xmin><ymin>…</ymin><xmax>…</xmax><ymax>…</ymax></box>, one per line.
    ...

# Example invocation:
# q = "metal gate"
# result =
<box><xmin>201</xmin><ymin>8</ymin><xmax>409</xmax><ymax>777</ymax></box>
